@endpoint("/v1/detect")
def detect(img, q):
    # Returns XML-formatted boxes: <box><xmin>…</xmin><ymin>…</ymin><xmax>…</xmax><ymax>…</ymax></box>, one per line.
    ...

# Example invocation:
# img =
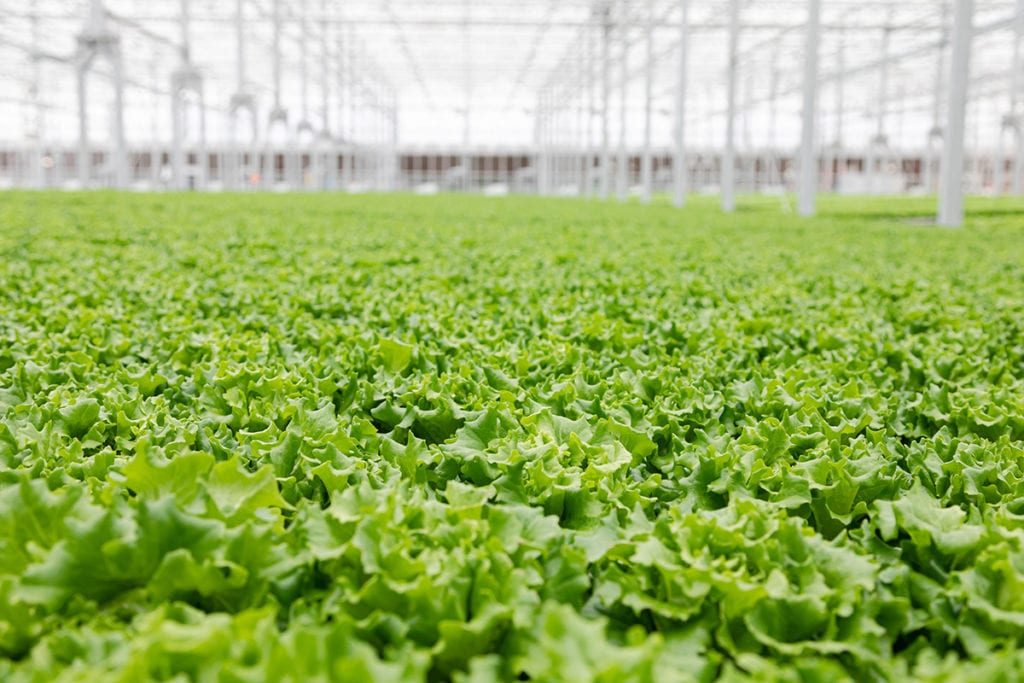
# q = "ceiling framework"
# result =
<box><xmin>0</xmin><ymin>1</ymin><xmax>1017</xmax><ymax>142</ymax></box>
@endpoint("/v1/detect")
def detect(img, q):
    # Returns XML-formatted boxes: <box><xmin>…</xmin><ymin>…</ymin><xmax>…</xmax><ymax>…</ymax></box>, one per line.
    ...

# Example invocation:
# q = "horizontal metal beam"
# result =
<box><xmin>698</xmin><ymin>12</ymin><xmax>1019</xmax><ymax>117</ymax></box>
<box><xmin>0</xmin><ymin>11</ymin><xmax>965</xmax><ymax>33</ymax></box>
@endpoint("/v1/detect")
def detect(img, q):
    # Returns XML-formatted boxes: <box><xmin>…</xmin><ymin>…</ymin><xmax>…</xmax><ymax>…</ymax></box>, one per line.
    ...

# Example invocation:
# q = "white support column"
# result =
<box><xmin>196</xmin><ymin>85</ymin><xmax>207</xmax><ymax>189</ymax></box>
<box><xmin>554</xmin><ymin>88</ymin><xmax>562</xmax><ymax>193</ymax></box>
<box><xmin>29</xmin><ymin>9</ymin><xmax>44</xmax><ymax>188</ymax></box>
<box><xmin>722</xmin><ymin>0</ymin><xmax>741</xmax><ymax>212</ymax></box>
<box><xmin>589</xmin><ymin>21</ymin><xmax>598</xmax><ymax>196</ymax></box>
<box><xmin>236</xmin><ymin>0</ymin><xmax>246</xmax><ymax>90</ymax></box>
<box><xmin>797</xmin><ymin>0</ymin><xmax>821</xmax><ymax>217</ymax></box>
<box><xmin>535</xmin><ymin>91</ymin><xmax>547</xmax><ymax>195</ymax></box>
<box><xmin>832</xmin><ymin>29</ymin><xmax>846</xmax><ymax>191</ymax></box>
<box><xmin>80</xmin><ymin>3</ymin><xmax>96</xmax><ymax>188</ymax></box>
<box><xmin>616</xmin><ymin>0</ymin><xmax>629</xmax><ymax>201</ymax></box>
<box><xmin>584</xmin><ymin>26</ymin><xmax>595</xmax><ymax>198</ymax></box>
<box><xmin>544</xmin><ymin>90</ymin><xmax>552</xmax><ymax>195</ymax></box>
<box><xmin>171</xmin><ymin>86</ymin><xmax>184</xmax><ymax>189</ymax></box>
<box><xmin>225</xmin><ymin>0</ymin><xmax>243</xmax><ymax>190</ymax></box>
<box><xmin>767</xmin><ymin>49</ymin><xmax>780</xmax><ymax>187</ymax></box>
<box><xmin>319</xmin><ymin>0</ymin><xmax>332</xmax><ymax>190</ymax></box>
<box><xmin>265</xmin><ymin>0</ymin><xmax>288</xmax><ymax>189</ymax></box>
<box><xmin>867</xmin><ymin>24</ymin><xmax>891</xmax><ymax>194</ymax></box>
<box><xmin>272</xmin><ymin>0</ymin><xmax>282</xmax><ymax>114</ymax></box>
<box><xmin>110</xmin><ymin>45</ymin><xmax>127</xmax><ymax>188</ymax></box>
<box><xmin>938</xmin><ymin>0</ymin><xmax>973</xmax><ymax>227</ymax></box>
<box><xmin>599</xmin><ymin>5</ymin><xmax>612</xmax><ymax>200</ymax></box>
<box><xmin>672</xmin><ymin>0</ymin><xmax>690</xmax><ymax>208</ymax></box>
<box><xmin>300</xmin><ymin>0</ymin><xmax>309</xmax><ymax>127</ymax></box>
<box><xmin>390</xmin><ymin>91</ymin><xmax>400</xmax><ymax>191</ymax></box>
<box><xmin>925</xmin><ymin>4</ymin><xmax>948</xmax><ymax>195</ymax></box>
<box><xmin>553</xmin><ymin>89</ymin><xmax>561</xmax><ymax>192</ymax></box>
<box><xmin>347</xmin><ymin>29</ymin><xmax>357</xmax><ymax>189</ymax></box>
<box><xmin>1010</xmin><ymin>0</ymin><xmax>1024</xmax><ymax>195</ymax></box>
<box><xmin>461</xmin><ymin>6</ymin><xmax>472</xmax><ymax>192</ymax></box>
<box><xmin>171</xmin><ymin>0</ymin><xmax>204</xmax><ymax>191</ymax></box>
<box><xmin>181</xmin><ymin>0</ymin><xmax>191</xmax><ymax>62</ymax></box>
<box><xmin>294</xmin><ymin>0</ymin><xmax>312</xmax><ymax>189</ymax></box>
<box><xmin>545</xmin><ymin>89</ymin><xmax>554</xmax><ymax>194</ymax></box>
<box><xmin>150</xmin><ymin>60</ymin><xmax>161</xmax><ymax>187</ymax></box>
<box><xmin>171</xmin><ymin>0</ymin><xmax>188</xmax><ymax>189</ymax></box>
<box><xmin>77</xmin><ymin>60</ymin><xmax>90</xmax><ymax>187</ymax></box>
<box><xmin>577</xmin><ymin>36</ymin><xmax>587</xmax><ymax>197</ymax></box>
<box><xmin>227</xmin><ymin>0</ymin><xmax>257</xmax><ymax>190</ymax></box>
<box><xmin>995</xmin><ymin>72</ymin><xmax>1008</xmax><ymax>195</ymax></box>
<box><xmin>640</xmin><ymin>0</ymin><xmax>654</xmax><ymax>204</ymax></box>
<box><xmin>336</xmin><ymin>30</ymin><xmax>346</xmax><ymax>190</ymax></box>
<box><xmin>461</xmin><ymin>106</ymin><xmax>471</xmax><ymax>191</ymax></box>
<box><xmin>76</xmin><ymin>0</ymin><xmax>127</xmax><ymax>189</ymax></box>
<box><xmin>877</xmin><ymin>28</ymin><xmax>890</xmax><ymax>145</ymax></box>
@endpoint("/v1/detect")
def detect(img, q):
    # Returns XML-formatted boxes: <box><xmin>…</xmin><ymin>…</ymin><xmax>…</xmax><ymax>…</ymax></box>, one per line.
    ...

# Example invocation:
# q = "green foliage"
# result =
<box><xmin>0</xmin><ymin>191</ymin><xmax>1023</xmax><ymax>681</ymax></box>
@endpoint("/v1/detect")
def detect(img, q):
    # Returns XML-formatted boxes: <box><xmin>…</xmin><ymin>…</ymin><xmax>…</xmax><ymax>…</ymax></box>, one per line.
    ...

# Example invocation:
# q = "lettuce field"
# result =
<box><xmin>2</xmin><ymin>191</ymin><xmax>1024</xmax><ymax>682</ymax></box>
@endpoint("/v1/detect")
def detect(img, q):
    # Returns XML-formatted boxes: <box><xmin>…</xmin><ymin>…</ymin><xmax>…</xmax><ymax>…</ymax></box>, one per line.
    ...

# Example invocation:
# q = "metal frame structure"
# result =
<box><xmin>0</xmin><ymin>0</ymin><xmax>1022</xmax><ymax>225</ymax></box>
<box><xmin>75</xmin><ymin>0</ymin><xmax>127</xmax><ymax>187</ymax></box>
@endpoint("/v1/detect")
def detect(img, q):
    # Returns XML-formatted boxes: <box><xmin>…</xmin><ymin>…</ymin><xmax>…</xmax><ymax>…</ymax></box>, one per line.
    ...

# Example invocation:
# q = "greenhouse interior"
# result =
<box><xmin>0</xmin><ymin>0</ymin><xmax>1020</xmax><ymax>222</ymax></box>
<box><xmin>1</xmin><ymin>1</ymin><xmax>1024</xmax><ymax>681</ymax></box>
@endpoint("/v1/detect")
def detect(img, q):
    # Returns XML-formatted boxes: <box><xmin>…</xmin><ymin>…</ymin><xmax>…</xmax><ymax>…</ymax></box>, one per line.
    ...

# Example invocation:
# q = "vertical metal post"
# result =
<box><xmin>938</xmin><ymin>0</ymin><xmax>973</xmax><ymax>227</ymax></box>
<box><xmin>77</xmin><ymin>0</ymin><xmax>127</xmax><ymax>189</ymax></box>
<box><xmin>295</xmin><ymin>0</ymin><xmax>310</xmax><ymax>189</ymax></box>
<box><xmin>553</xmin><ymin>90</ymin><xmax>561</xmax><ymax>192</ymax></box>
<box><xmin>672</xmin><ymin>0</ymin><xmax>690</xmax><ymax>208</ymax></box>
<box><xmin>273</xmin><ymin>0</ymin><xmax>281</xmax><ymax>112</ymax></box>
<box><xmin>585</xmin><ymin>21</ymin><xmax>595</xmax><ymax>197</ymax></box>
<box><xmin>547</xmin><ymin>89</ymin><xmax>555</xmax><ymax>194</ymax></box>
<box><xmin>150</xmin><ymin>60</ymin><xmax>161</xmax><ymax>187</ymax></box>
<box><xmin>535</xmin><ymin>91</ymin><xmax>546</xmax><ymax>194</ymax></box>
<box><xmin>722</xmin><ymin>0</ymin><xmax>740</xmax><ymax>212</ymax></box>
<box><xmin>110</xmin><ymin>45</ymin><xmax>128</xmax><ymax>188</ymax></box>
<box><xmin>925</xmin><ymin>4</ymin><xmax>948</xmax><ymax>194</ymax></box>
<box><xmin>617</xmin><ymin>0</ymin><xmax>629</xmax><ymax>201</ymax></box>
<box><xmin>555</xmin><ymin>88</ymin><xmax>561</xmax><ymax>193</ymax></box>
<box><xmin>174</xmin><ymin>0</ymin><xmax>189</xmax><ymax>188</ymax></box>
<box><xmin>578</xmin><ymin>35</ymin><xmax>587</xmax><ymax>197</ymax></box>
<box><xmin>265</xmin><ymin>0</ymin><xmax>285</xmax><ymax>189</ymax></box>
<box><xmin>225</xmin><ymin>0</ymin><xmax>244</xmax><ymax>190</ymax></box>
<box><xmin>78</xmin><ymin>0</ymin><xmax>101</xmax><ymax>188</ymax></box>
<box><xmin>77</xmin><ymin>66</ymin><xmax>90</xmax><ymax>187</ymax></box>
<box><xmin>236</xmin><ymin>0</ymin><xmax>246</xmax><ymax>88</ymax></box>
<box><xmin>300</xmin><ymin>0</ymin><xmax>309</xmax><ymax>125</ymax></box>
<box><xmin>768</xmin><ymin>49</ymin><xmax>780</xmax><ymax>187</ymax></box>
<box><xmin>462</xmin><ymin>107</ymin><xmax>472</xmax><ymax>191</ymax></box>
<box><xmin>171</xmin><ymin>88</ymin><xmax>183</xmax><ymax>189</ymax></box>
<box><xmin>171</xmin><ymin>0</ymin><xmax>194</xmax><ymax>190</ymax></box>
<box><xmin>320</xmin><ymin>0</ymin><xmax>332</xmax><ymax>190</ymax></box>
<box><xmin>832</xmin><ymin>28</ymin><xmax>846</xmax><ymax>191</ymax></box>
<box><xmin>640</xmin><ymin>0</ymin><xmax>654</xmax><ymax>204</ymax></box>
<box><xmin>797</xmin><ymin>0</ymin><xmax>821</xmax><ymax>217</ymax></box>
<box><xmin>391</xmin><ymin>91</ymin><xmax>400</xmax><ymax>191</ymax></box>
<box><xmin>347</xmin><ymin>28</ymin><xmax>356</xmax><ymax>189</ymax></box>
<box><xmin>867</xmin><ymin>24</ymin><xmax>891</xmax><ymax>194</ymax></box>
<box><xmin>600</xmin><ymin>5</ymin><xmax>612</xmax><ymax>199</ymax></box>
<box><xmin>461</xmin><ymin>3</ymin><xmax>472</xmax><ymax>192</ymax></box>
<box><xmin>29</xmin><ymin>9</ymin><xmax>44</xmax><ymax>188</ymax></box>
<box><xmin>196</xmin><ymin>83</ymin><xmax>207</xmax><ymax>190</ymax></box>
<box><xmin>336</xmin><ymin>30</ymin><xmax>346</xmax><ymax>190</ymax></box>
<box><xmin>1010</xmin><ymin>0</ymin><xmax>1024</xmax><ymax>195</ymax></box>
<box><xmin>877</xmin><ymin>28</ymin><xmax>890</xmax><ymax>144</ymax></box>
